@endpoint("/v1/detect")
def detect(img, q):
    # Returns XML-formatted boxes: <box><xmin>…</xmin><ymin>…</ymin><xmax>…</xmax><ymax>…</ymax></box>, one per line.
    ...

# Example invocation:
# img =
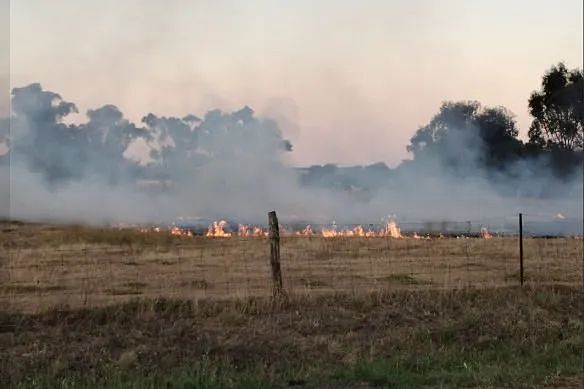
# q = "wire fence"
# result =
<box><xmin>1</xmin><ymin>215</ymin><xmax>582</xmax><ymax>313</ymax></box>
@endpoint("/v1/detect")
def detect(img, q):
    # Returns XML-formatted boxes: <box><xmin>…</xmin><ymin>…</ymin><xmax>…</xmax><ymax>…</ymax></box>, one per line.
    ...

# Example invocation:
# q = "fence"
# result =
<box><xmin>1</xmin><ymin>213</ymin><xmax>582</xmax><ymax>313</ymax></box>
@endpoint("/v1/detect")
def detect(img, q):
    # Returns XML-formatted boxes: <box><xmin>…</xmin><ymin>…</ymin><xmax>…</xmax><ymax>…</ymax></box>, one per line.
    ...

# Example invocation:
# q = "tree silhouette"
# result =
<box><xmin>528</xmin><ymin>63</ymin><xmax>583</xmax><ymax>151</ymax></box>
<box><xmin>407</xmin><ymin>101</ymin><xmax>522</xmax><ymax>174</ymax></box>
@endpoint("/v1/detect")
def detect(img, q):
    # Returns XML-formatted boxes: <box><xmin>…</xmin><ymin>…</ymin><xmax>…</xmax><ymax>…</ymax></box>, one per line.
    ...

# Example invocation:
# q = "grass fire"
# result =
<box><xmin>2</xmin><ymin>2</ymin><xmax>583</xmax><ymax>386</ymax></box>
<box><xmin>1</xmin><ymin>218</ymin><xmax>582</xmax><ymax>387</ymax></box>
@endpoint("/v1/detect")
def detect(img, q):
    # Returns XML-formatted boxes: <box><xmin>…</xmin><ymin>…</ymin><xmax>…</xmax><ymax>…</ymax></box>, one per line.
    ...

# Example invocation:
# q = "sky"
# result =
<box><xmin>9</xmin><ymin>0</ymin><xmax>583</xmax><ymax>167</ymax></box>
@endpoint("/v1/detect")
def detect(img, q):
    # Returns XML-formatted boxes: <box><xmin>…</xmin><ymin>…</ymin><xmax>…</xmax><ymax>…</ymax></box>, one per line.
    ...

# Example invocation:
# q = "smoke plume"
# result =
<box><xmin>1</xmin><ymin>84</ymin><xmax>582</xmax><ymax>234</ymax></box>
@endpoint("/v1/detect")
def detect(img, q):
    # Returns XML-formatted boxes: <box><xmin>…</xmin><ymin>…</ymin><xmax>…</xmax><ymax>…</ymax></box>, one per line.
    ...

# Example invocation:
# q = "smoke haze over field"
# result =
<box><xmin>10</xmin><ymin>0</ymin><xmax>584</xmax><ymax>166</ymax></box>
<box><xmin>2</xmin><ymin>1</ymin><xmax>582</xmax><ymax>232</ymax></box>
<box><xmin>0</xmin><ymin>84</ymin><xmax>581</xmax><ymax>233</ymax></box>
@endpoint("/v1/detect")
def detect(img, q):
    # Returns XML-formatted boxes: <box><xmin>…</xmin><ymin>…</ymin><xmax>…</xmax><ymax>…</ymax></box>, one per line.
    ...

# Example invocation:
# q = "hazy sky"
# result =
<box><xmin>10</xmin><ymin>0</ymin><xmax>583</xmax><ymax>166</ymax></box>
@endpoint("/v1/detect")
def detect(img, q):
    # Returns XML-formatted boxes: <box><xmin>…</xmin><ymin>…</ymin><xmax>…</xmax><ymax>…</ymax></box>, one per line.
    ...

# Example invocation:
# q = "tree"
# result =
<box><xmin>528</xmin><ymin>63</ymin><xmax>583</xmax><ymax>151</ymax></box>
<box><xmin>477</xmin><ymin>106</ymin><xmax>523</xmax><ymax>169</ymax></box>
<box><xmin>10</xmin><ymin>83</ymin><xmax>87</xmax><ymax>184</ymax></box>
<box><xmin>407</xmin><ymin>101</ymin><xmax>522</xmax><ymax>174</ymax></box>
<box><xmin>9</xmin><ymin>84</ymin><xmax>151</xmax><ymax>186</ymax></box>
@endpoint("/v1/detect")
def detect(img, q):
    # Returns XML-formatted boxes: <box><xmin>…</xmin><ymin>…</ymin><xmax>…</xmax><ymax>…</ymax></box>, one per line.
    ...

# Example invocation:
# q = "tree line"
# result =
<box><xmin>1</xmin><ymin>63</ymin><xmax>582</xmax><ymax>197</ymax></box>
<box><xmin>405</xmin><ymin>62</ymin><xmax>582</xmax><ymax>177</ymax></box>
<box><xmin>303</xmin><ymin>63</ymin><xmax>583</xmax><ymax>195</ymax></box>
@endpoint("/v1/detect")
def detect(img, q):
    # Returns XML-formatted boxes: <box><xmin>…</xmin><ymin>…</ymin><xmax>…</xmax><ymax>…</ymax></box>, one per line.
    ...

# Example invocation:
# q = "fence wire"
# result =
<box><xmin>1</xmin><ymin>216</ymin><xmax>582</xmax><ymax>313</ymax></box>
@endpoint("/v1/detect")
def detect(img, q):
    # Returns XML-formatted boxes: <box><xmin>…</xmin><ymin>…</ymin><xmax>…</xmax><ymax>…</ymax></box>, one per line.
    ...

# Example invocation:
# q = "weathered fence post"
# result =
<box><xmin>519</xmin><ymin>213</ymin><xmax>524</xmax><ymax>286</ymax></box>
<box><xmin>268</xmin><ymin>211</ymin><xmax>285</xmax><ymax>297</ymax></box>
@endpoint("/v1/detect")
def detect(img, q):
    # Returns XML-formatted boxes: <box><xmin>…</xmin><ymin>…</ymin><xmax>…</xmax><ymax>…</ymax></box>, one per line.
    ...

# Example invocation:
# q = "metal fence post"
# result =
<box><xmin>519</xmin><ymin>213</ymin><xmax>524</xmax><ymax>286</ymax></box>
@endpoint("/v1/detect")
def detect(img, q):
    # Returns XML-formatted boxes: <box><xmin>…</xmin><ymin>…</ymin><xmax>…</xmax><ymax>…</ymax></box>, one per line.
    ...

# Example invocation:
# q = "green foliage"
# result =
<box><xmin>334</xmin><ymin>342</ymin><xmax>582</xmax><ymax>388</ymax></box>
<box><xmin>14</xmin><ymin>338</ymin><xmax>582</xmax><ymax>388</ymax></box>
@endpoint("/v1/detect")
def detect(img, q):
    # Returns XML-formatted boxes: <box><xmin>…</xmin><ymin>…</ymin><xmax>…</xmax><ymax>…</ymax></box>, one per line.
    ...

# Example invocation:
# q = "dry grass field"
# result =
<box><xmin>0</xmin><ymin>221</ymin><xmax>582</xmax><ymax>387</ymax></box>
<box><xmin>1</xmin><ymin>222</ymin><xmax>581</xmax><ymax>313</ymax></box>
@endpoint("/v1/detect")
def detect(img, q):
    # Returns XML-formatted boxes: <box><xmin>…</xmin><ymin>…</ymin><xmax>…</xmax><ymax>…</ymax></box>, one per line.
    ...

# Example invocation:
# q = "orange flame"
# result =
<box><xmin>139</xmin><ymin>225</ymin><xmax>192</xmax><ymax>237</ymax></box>
<box><xmin>382</xmin><ymin>219</ymin><xmax>402</xmax><ymax>238</ymax></box>
<box><xmin>296</xmin><ymin>224</ymin><xmax>314</xmax><ymax>236</ymax></box>
<box><xmin>480</xmin><ymin>227</ymin><xmax>492</xmax><ymax>239</ymax></box>
<box><xmin>138</xmin><ymin>226</ymin><xmax>161</xmax><ymax>233</ymax></box>
<box><xmin>137</xmin><ymin>217</ymin><xmax>410</xmax><ymax>239</ymax></box>
<box><xmin>238</xmin><ymin>224</ymin><xmax>268</xmax><ymax>237</ymax></box>
<box><xmin>320</xmin><ymin>218</ymin><xmax>402</xmax><ymax>238</ymax></box>
<box><xmin>169</xmin><ymin>226</ymin><xmax>193</xmax><ymax>237</ymax></box>
<box><xmin>321</xmin><ymin>222</ymin><xmax>338</xmax><ymax>237</ymax></box>
<box><xmin>206</xmin><ymin>220</ymin><xmax>232</xmax><ymax>237</ymax></box>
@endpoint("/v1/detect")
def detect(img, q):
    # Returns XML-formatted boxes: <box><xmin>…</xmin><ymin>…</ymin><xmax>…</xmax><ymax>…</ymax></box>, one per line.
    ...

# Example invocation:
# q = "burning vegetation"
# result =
<box><xmin>133</xmin><ymin>217</ymin><xmax>504</xmax><ymax>239</ymax></box>
<box><xmin>169</xmin><ymin>226</ymin><xmax>193</xmax><ymax>237</ymax></box>
<box><xmin>238</xmin><ymin>224</ymin><xmax>269</xmax><ymax>237</ymax></box>
<box><xmin>480</xmin><ymin>227</ymin><xmax>493</xmax><ymax>239</ymax></box>
<box><xmin>206</xmin><ymin>220</ymin><xmax>232</xmax><ymax>237</ymax></box>
<box><xmin>148</xmin><ymin>220</ymin><xmax>496</xmax><ymax>239</ymax></box>
<box><xmin>319</xmin><ymin>219</ymin><xmax>402</xmax><ymax>238</ymax></box>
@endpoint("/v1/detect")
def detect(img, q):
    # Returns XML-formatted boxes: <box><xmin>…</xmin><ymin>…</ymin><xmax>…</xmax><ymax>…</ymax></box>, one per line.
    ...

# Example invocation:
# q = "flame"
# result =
<box><xmin>206</xmin><ymin>220</ymin><xmax>232</xmax><ymax>237</ymax></box>
<box><xmin>238</xmin><ymin>224</ymin><xmax>268</xmax><ymax>237</ymax></box>
<box><xmin>351</xmin><ymin>225</ymin><xmax>364</xmax><ymax>237</ymax></box>
<box><xmin>321</xmin><ymin>222</ymin><xmax>338</xmax><ymax>237</ymax></box>
<box><xmin>139</xmin><ymin>225</ymin><xmax>192</xmax><ymax>237</ymax></box>
<box><xmin>135</xmin><ymin>217</ymin><xmax>409</xmax><ymax>239</ymax></box>
<box><xmin>382</xmin><ymin>219</ymin><xmax>402</xmax><ymax>238</ymax></box>
<box><xmin>364</xmin><ymin>229</ymin><xmax>377</xmax><ymax>237</ymax></box>
<box><xmin>321</xmin><ymin>229</ymin><xmax>337</xmax><ymax>238</ymax></box>
<box><xmin>138</xmin><ymin>226</ymin><xmax>161</xmax><ymax>233</ymax></box>
<box><xmin>320</xmin><ymin>224</ymin><xmax>367</xmax><ymax>238</ymax></box>
<box><xmin>296</xmin><ymin>224</ymin><xmax>314</xmax><ymax>236</ymax></box>
<box><xmin>254</xmin><ymin>226</ymin><xmax>269</xmax><ymax>237</ymax></box>
<box><xmin>320</xmin><ymin>218</ymin><xmax>402</xmax><ymax>238</ymax></box>
<box><xmin>132</xmin><ymin>218</ymin><xmax>501</xmax><ymax>241</ymax></box>
<box><xmin>169</xmin><ymin>226</ymin><xmax>193</xmax><ymax>237</ymax></box>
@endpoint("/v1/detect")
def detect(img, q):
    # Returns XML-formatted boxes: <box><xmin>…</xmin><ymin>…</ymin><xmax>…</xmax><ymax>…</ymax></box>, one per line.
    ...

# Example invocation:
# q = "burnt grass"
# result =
<box><xmin>0</xmin><ymin>285</ymin><xmax>582</xmax><ymax>388</ymax></box>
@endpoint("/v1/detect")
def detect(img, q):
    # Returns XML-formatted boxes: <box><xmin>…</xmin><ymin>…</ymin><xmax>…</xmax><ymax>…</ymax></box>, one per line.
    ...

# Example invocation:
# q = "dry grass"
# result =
<box><xmin>0</xmin><ymin>222</ymin><xmax>581</xmax><ymax>313</ymax></box>
<box><xmin>0</xmin><ymin>222</ymin><xmax>582</xmax><ymax>387</ymax></box>
<box><xmin>0</xmin><ymin>285</ymin><xmax>582</xmax><ymax>387</ymax></box>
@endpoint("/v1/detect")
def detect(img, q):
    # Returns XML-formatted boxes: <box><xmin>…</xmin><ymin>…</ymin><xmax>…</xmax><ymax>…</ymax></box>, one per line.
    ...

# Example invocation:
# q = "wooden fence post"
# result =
<box><xmin>519</xmin><ymin>213</ymin><xmax>524</xmax><ymax>286</ymax></box>
<box><xmin>268</xmin><ymin>211</ymin><xmax>285</xmax><ymax>297</ymax></box>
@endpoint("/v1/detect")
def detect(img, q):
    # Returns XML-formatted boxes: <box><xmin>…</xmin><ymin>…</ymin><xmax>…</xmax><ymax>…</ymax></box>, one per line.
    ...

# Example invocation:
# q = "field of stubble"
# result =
<box><xmin>0</xmin><ymin>222</ymin><xmax>582</xmax><ymax>388</ymax></box>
